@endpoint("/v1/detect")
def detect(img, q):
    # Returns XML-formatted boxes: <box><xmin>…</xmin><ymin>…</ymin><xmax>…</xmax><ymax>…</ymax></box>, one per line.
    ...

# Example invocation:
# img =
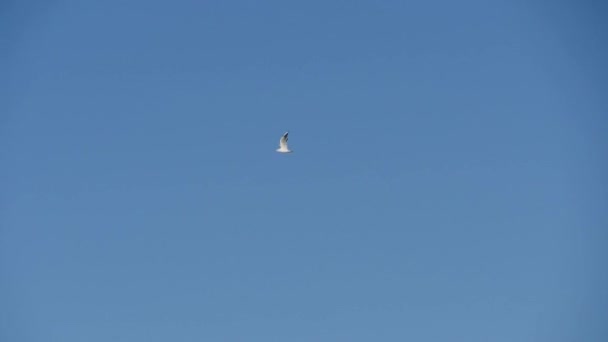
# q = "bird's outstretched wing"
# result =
<box><xmin>279</xmin><ymin>132</ymin><xmax>289</xmax><ymax>149</ymax></box>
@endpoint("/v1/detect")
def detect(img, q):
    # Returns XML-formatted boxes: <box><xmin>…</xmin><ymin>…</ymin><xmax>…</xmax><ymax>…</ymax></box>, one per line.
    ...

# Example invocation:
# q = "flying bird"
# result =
<box><xmin>276</xmin><ymin>131</ymin><xmax>292</xmax><ymax>153</ymax></box>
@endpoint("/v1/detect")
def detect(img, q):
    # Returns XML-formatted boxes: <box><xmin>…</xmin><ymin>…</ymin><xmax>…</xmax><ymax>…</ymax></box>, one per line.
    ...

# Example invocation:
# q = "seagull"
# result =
<box><xmin>276</xmin><ymin>131</ymin><xmax>292</xmax><ymax>153</ymax></box>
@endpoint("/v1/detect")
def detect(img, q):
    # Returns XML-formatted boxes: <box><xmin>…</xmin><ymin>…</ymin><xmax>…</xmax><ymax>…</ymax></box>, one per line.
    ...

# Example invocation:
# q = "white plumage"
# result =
<box><xmin>276</xmin><ymin>131</ymin><xmax>292</xmax><ymax>153</ymax></box>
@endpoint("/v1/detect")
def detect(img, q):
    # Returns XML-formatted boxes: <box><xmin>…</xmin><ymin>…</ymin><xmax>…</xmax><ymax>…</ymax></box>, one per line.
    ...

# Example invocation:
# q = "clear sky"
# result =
<box><xmin>2</xmin><ymin>0</ymin><xmax>607</xmax><ymax>341</ymax></box>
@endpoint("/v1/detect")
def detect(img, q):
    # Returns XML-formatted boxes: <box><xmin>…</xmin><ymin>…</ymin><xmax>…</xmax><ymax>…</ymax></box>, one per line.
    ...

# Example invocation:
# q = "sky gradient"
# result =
<box><xmin>2</xmin><ymin>1</ymin><xmax>607</xmax><ymax>341</ymax></box>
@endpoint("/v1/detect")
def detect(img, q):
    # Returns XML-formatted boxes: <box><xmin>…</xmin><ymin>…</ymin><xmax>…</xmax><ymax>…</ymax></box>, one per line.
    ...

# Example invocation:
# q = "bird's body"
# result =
<box><xmin>276</xmin><ymin>131</ymin><xmax>292</xmax><ymax>153</ymax></box>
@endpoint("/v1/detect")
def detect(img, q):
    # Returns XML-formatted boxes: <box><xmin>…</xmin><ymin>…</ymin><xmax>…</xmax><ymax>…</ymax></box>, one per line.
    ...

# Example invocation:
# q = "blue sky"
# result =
<box><xmin>2</xmin><ymin>0</ymin><xmax>607</xmax><ymax>341</ymax></box>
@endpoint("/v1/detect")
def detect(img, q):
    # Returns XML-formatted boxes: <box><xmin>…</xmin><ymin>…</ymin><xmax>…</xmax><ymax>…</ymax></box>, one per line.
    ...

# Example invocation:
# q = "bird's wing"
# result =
<box><xmin>279</xmin><ymin>132</ymin><xmax>289</xmax><ymax>149</ymax></box>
